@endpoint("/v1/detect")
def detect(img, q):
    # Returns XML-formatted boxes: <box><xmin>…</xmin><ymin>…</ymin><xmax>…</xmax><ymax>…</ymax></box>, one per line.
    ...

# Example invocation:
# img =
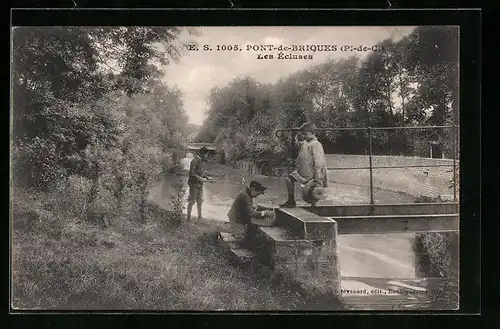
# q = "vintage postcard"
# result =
<box><xmin>11</xmin><ymin>25</ymin><xmax>459</xmax><ymax>311</ymax></box>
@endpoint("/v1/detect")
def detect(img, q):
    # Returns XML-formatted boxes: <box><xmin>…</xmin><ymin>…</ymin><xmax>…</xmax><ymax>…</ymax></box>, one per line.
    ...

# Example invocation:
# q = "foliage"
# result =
<box><xmin>12</xmin><ymin>26</ymin><xmax>190</xmax><ymax>191</ymax></box>
<box><xmin>196</xmin><ymin>26</ymin><xmax>459</xmax><ymax>165</ymax></box>
<box><xmin>12</xmin><ymin>26</ymin><xmax>193</xmax><ymax>228</ymax></box>
<box><xmin>196</xmin><ymin>77</ymin><xmax>285</xmax><ymax>167</ymax></box>
<box><xmin>411</xmin><ymin>232</ymin><xmax>459</xmax><ymax>309</ymax></box>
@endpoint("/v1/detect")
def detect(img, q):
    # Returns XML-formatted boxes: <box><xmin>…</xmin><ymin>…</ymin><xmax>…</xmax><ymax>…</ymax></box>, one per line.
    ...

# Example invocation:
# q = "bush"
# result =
<box><xmin>411</xmin><ymin>232</ymin><xmax>459</xmax><ymax>309</ymax></box>
<box><xmin>46</xmin><ymin>175</ymin><xmax>92</xmax><ymax>221</ymax></box>
<box><xmin>12</xmin><ymin>139</ymin><xmax>69</xmax><ymax>191</ymax></box>
<box><xmin>412</xmin><ymin>190</ymin><xmax>458</xmax><ymax>309</ymax></box>
<box><xmin>170</xmin><ymin>178</ymin><xmax>187</xmax><ymax>227</ymax></box>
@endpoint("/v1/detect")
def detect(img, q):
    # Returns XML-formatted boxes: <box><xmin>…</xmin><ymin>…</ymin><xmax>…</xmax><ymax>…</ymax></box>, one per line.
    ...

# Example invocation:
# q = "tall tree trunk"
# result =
<box><xmin>399</xmin><ymin>70</ymin><xmax>406</xmax><ymax>125</ymax></box>
<box><xmin>387</xmin><ymin>83</ymin><xmax>393</xmax><ymax>117</ymax></box>
<box><xmin>435</xmin><ymin>100</ymin><xmax>446</xmax><ymax>126</ymax></box>
<box><xmin>364</xmin><ymin>99</ymin><xmax>370</xmax><ymax>128</ymax></box>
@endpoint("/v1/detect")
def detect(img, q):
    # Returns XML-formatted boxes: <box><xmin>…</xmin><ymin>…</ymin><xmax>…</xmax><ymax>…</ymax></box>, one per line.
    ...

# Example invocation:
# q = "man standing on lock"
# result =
<box><xmin>279</xmin><ymin>122</ymin><xmax>328</xmax><ymax>208</ymax></box>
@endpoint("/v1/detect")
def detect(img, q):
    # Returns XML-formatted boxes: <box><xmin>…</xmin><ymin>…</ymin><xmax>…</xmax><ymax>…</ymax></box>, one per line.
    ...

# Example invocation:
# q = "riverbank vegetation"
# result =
<box><xmin>196</xmin><ymin>26</ymin><xmax>459</xmax><ymax>170</ymax></box>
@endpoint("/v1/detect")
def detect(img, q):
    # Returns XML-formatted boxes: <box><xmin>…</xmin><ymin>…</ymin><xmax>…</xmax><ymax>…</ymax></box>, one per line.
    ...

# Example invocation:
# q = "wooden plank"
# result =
<box><xmin>331</xmin><ymin>214</ymin><xmax>459</xmax><ymax>234</ymax></box>
<box><xmin>333</xmin><ymin>214</ymin><xmax>458</xmax><ymax>219</ymax></box>
<box><xmin>308</xmin><ymin>203</ymin><xmax>459</xmax><ymax>217</ymax></box>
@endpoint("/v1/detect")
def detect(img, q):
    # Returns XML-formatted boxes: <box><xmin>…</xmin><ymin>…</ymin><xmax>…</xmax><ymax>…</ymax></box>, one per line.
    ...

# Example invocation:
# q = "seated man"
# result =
<box><xmin>227</xmin><ymin>180</ymin><xmax>275</xmax><ymax>248</ymax></box>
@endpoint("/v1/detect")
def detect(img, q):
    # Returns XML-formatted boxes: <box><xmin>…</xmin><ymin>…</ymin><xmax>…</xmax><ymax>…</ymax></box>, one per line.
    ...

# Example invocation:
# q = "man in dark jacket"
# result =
<box><xmin>187</xmin><ymin>147</ymin><xmax>213</xmax><ymax>221</ymax></box>
<box><xmin>227</xmin><ymin>180</ymin><xmax>275</xmax><ymax>246</ymax></box>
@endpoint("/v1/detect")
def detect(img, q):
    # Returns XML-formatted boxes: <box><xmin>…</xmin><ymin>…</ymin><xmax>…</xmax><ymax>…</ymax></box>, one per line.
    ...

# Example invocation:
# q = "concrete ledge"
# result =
<box><xmin>219</xmin><ymin>232</ymin><xmax>240</xmax><ymax>243</ymax></box>
<box><xmin>230</xmin><ymin>248</ymin><xmax>255</xmax><ymax>261</ymax></box>
<box><xmin>276</xmin><ymin>208</ymin><xmax>336</xmax><ymax>240</ymax></box>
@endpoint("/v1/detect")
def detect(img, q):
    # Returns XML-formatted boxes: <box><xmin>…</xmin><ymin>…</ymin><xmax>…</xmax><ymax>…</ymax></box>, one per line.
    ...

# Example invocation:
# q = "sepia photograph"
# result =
<box><xmin>11</xmin><ymin>25</ymin><xmax>460</xmax><ymax>311</ymax></box>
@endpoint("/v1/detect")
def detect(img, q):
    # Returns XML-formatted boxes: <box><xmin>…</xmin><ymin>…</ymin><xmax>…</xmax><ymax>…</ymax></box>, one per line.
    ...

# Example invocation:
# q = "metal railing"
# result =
<box><xmin>275</xmin><ymin>125</ymin><xmax>458</xmax><ymax>205</ymax></box>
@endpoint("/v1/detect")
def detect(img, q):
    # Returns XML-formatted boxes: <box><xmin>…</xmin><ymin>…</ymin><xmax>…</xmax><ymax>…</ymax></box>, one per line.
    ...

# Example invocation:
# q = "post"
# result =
<box><xmin>290</xmin><ymin>129</ymin><xmax>299</xmax><ymax>199</ymax></box>
<box><xmin>368</xmin><ymin>127</ymin><xmax>374</xmax><ymax>205</ymax></box>
<box><xmin>452</xmin><ymin>125</ymin><xmax>457</xmax><ymax>202</ymax></box>
<box><xmin>291</xmin><ymin>130</ymin><xmax>298</xmax><ymax>163</ymax></box>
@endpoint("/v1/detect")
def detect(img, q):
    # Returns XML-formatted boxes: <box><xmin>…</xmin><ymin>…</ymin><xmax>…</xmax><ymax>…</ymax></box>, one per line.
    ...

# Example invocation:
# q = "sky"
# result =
<box><xmin>162</xmin><ymin>26</ymin><xmax>417</xmax><ymax>126</ymax></box>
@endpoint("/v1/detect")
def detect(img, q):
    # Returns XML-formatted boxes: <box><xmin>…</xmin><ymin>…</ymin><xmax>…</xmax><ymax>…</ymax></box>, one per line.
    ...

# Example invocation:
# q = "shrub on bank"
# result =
<box><xmin>411</xmin><ymin>231</ymin><xmax>459</xmax><ymax>309</ymax></box>
<box><xmin>411</xmin><ymin>195</ymin><xmax>459</xmax><ymax>309</ymax></box>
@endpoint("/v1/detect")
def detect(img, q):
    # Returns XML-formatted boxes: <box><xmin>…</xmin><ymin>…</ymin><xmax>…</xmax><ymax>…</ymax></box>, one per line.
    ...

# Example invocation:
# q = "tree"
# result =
<box><xmin>11</xmin><ymin>26</ymin><xmax>189</xmax><ymax>191</ymax></box>
<box><xmin>404</xmin><ymin>26</ymin><xmax>459</xmax><ymax>157</ymax></box>
<box><xmin>391</xmin><ymin>36</ymin><xmax>415</xmax><ymax>125</ymax></box>
<box><xmin>195</xmin><ymin>26</ymin><xmax>459</xmax><ymax>165</ymax></box>
<box><xmin>197</xmin><ymin>77</ymin><xmax>283</xmax><ymax>165</ymax></box>
<box><xmin>405</xmin><ymin>26</ymin><xmax>459</xmax><ymax>126</ymax></box>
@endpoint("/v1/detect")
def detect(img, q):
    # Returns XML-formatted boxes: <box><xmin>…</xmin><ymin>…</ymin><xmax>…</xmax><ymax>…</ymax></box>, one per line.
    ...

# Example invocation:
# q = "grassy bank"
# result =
<box><xmin>12</xmin><ymin>186</ymin><xmax>344</xmax><ymax>311</ymax></box>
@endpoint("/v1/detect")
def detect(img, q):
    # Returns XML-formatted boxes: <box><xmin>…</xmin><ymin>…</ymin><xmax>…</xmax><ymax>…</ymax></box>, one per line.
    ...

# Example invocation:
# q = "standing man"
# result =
<box><xmin>227</xmin><ymin>180</ymin><xmax>275</xmax><ymax>247</ymax></box>
<box><xmin>280</xmin><ymin>122</ymin><xmax>328</xmax><ymax>208</ymax></box>
<box><xmin>187</xmin><ymin>146</ymin><xmax>213</xmax><ymax>221</ymax></box>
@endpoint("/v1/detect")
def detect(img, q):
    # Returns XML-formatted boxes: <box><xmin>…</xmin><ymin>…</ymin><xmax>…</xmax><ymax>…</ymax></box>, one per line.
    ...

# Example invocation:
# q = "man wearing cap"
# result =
<box><xmin>227</xmin><ymin>180</ymin><xmax>275</xmax><ymax>246</ymax></box>
<box><xmin>280</xmin><ymin>122</ymin><xmax>328</xmax><ymax>208</ymax></box>
<box><xmin>186</xmin><ymin>146</ymin><xmax>213</xmax><ymax>221</ymax></box>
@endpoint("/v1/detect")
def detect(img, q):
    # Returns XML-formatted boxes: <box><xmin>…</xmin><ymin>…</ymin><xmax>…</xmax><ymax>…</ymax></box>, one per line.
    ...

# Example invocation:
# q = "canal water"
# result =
<box><xmin>148</xmin><ymin>156</ymin><xmax>419</xmax><ymax>281</ymax></box>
